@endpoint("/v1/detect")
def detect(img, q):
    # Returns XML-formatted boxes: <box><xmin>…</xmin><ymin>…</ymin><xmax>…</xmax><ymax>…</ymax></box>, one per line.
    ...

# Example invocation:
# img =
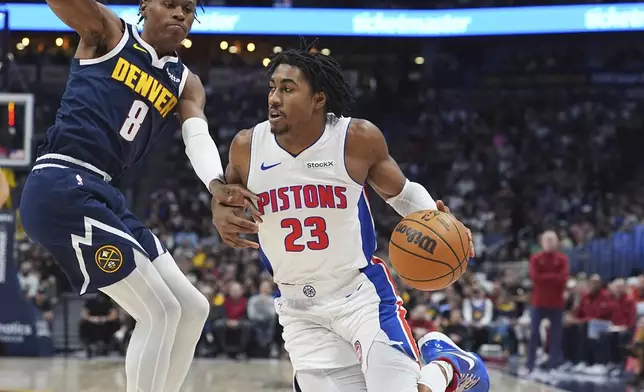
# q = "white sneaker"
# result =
<box><xmin>518</xmin><ymin>366</ymin><xmax>531</xmax><ymax>377</ymax></box>
<box><xmin>572</xmin><ymin>362</ymin><xmax>588</xmax><ymax>372</ymax></box>
<box><xmin>585</xmin><ymin>364</ymin><xmax>607</xmax><ymax>375</ymax></box>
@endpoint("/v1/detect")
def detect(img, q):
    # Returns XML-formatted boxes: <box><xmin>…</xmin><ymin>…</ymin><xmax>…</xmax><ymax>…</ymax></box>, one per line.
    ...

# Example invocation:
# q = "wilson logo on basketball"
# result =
<box><xmin>394</xmin><ymin>223</ymin><xmax>437</xmax><ymax>254</ymax></box>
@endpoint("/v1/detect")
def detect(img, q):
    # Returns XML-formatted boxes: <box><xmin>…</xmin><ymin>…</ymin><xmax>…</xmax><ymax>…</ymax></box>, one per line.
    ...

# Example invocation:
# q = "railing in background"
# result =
<box><xmin>567</xmin><ymin>225</ymin><xmax>644</xmax><ymax>279</ymax></box>
<box><xmin>2</xmin><ymin>3</ymin><xmax>644</xmax><ymax>36</ymax></box>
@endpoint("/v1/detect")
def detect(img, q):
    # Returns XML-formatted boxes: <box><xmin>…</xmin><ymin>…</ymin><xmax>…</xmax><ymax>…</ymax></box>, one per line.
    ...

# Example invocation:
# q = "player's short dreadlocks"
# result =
<box><xmin>267</xmin><ymin>38</ymin><xmax>355</xmax><ymax>118</ymax></box>
<box><xmin>138</xmin><ymin>0</ymin><xmax>205</xmax><ymax>24</ymax></box>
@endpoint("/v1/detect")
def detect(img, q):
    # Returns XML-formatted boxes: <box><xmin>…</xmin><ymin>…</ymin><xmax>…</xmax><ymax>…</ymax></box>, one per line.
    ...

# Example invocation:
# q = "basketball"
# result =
<box><xmin>389</xmin><ymin>210</ymin><xmax>470</xmax><ymax>291</ymax></box>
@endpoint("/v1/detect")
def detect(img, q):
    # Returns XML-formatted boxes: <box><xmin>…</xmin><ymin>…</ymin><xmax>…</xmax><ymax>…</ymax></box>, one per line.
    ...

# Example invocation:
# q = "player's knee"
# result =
<box><xmin>179</xmin><ymin>290</ymin><xmax>209</xmax><ymax>328</ymax></box>
<box><xmin>147</xmin><ymin>290</ymin><xmax>182</xmax><ymax>327</ymax></box>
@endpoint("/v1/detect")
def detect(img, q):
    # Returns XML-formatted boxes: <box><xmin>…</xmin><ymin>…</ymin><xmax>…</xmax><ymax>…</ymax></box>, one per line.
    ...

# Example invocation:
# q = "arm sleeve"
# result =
<box><xmin>386</xmin><ymin>179</ymin><xmax>437</xmax><ymax>217</ymax></box>
<box><xmin>182</xmin><ymin>117</ymin><xmax>225</xmax><ymax>190</ymax></box>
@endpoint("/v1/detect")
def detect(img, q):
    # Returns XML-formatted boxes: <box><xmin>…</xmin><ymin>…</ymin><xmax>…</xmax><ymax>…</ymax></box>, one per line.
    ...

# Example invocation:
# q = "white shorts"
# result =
<box><xmin>275</xmin><ymin>257</ymin><xmax>420</xmax><ymax>374</ymax></box>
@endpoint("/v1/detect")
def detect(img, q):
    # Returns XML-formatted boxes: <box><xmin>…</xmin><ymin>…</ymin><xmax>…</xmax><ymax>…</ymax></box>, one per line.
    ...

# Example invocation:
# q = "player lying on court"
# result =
<box><xmin>19</xmin><ymin>1</ymin><xmax>257</xmax><ymax>392</ymax></box>
<box><xmin>213</xmin><ymin>42</ymin><xmax>490</xmax><ymax>392</ymax></box>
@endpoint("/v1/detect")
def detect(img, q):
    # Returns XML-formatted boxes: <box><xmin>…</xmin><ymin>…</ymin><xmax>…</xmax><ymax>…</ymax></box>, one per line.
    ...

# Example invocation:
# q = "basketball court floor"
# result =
<box><xmin>0</xmin><ymin>358</ymin><xmax>567</xmax><ymax>392</ymax></box>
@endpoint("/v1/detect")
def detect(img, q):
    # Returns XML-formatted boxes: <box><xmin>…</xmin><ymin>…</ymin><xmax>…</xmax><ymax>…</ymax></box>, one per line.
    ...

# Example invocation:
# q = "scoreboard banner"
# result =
<box><xmin>0</xmin><ymin>94</ymin><xmax>34</xmax><ymax>168</ymax></box>
<box><xmin>2</xmin><ymin>3</ymin><xmax>644</xmax><ymax>36</ymax></box>
<box><xmin>0</xmin><ymin>210</ymin><xmax>53</xmax><ymax>356</ymax></box>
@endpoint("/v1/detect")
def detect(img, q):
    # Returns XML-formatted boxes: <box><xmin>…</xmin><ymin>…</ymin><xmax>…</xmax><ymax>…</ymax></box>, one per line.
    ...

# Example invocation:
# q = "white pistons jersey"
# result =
<box><xmin>247</xmin><ymin>116</ymin><xmax>377</xmax><ymax>286</ymax></box>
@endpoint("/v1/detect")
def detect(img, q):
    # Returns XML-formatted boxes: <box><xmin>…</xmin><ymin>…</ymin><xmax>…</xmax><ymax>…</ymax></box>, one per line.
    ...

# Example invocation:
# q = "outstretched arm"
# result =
<box><xmin>348</xmin><ymin>119</ymin><xmax>437</xmax><ymax>214</ymax></box>
<box><xmin>178</xmin><ymin>73</ymin><xmax>260</xmax><ymax>248</ymax></box>
<box><xmin>348</xmin><ymin>119</ymin><xmax>474</xmax><ymax>257</ymax></box>
<box><xmin>178</xmin><ymin>72</ymin><xmax>228</xmax><ymax>195</ymax></box>
<box><xmin>46</xmin><ymin>0</ymin><xmax>122</xmax><ymax>46</ymax></box>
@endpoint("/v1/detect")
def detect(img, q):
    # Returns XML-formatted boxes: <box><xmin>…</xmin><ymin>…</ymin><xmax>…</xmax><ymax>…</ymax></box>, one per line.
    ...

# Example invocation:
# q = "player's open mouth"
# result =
<box><xmin>269</xmin><ymin>109</ymin><xmax>284</xmax><ymax>121</ymax></box>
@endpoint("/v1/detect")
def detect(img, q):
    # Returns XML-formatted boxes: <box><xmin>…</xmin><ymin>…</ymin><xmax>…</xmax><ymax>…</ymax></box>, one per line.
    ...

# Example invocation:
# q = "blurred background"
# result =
<box><xmin>2</xmin><ymin>0</ymin><xmax>644</xmax><ymax>391</ymax></box>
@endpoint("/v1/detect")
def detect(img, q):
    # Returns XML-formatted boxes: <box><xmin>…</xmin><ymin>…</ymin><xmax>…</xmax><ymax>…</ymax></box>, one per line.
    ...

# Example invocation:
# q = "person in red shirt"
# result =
<box><xmin>609</xmin><ymin>278</ymin><xmax>636</xmax><ymax>368</ymax></box>
<box><xmin>571</xmin><ymin>274</ymin><xmax>616</xmax><ymax>371</ymax></box>
<box><xmin>213</xmin><ymin>281</ymin><xmax>253</xmax><ymax>358</ymax></box>
<box><xmin>525</xmin><ymin>230</ymin><xmax>569</xmax><ymax>373</ymax></box>
<box><xmin>408</xmin><ymin>305</ymin><xmax>438</xmax><ymax>340</ymax></box>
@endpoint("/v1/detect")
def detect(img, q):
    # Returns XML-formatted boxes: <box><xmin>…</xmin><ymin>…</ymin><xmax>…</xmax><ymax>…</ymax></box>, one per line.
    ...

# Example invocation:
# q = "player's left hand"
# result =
<box><xmin>436</xmin><ymin>200</ymin><xmax>475</xmax><ymax>258</ymax></box>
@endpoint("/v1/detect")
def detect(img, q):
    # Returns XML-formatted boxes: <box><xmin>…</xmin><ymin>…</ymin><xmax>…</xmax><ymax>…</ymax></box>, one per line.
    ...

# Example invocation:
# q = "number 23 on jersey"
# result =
<box><xmin>281</xmin><ymin>216</ymin><xmax>329</xmax><ymax>252</ymax></box>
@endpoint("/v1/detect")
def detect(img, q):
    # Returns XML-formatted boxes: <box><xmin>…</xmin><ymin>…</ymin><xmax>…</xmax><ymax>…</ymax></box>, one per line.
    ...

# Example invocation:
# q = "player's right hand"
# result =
<box><xmin>211</xmin><ymin>204</ymin><xmax>260</xmax><ymax>249</ymax></box>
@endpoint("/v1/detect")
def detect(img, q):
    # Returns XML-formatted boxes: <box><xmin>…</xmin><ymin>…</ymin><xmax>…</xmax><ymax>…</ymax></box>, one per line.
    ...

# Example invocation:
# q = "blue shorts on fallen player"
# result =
<box><xmin>419</xmin><ymin>331</ymin><xmax>490</xmax><ymax>392</ymax></box>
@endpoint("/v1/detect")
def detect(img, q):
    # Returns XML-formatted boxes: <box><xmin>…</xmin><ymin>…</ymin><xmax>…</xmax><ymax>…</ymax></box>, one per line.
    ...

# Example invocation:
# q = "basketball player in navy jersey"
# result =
<box><xmin>19</xmin><ymin>1</ymin><xmax>260</xmax><ymax>392</ymax></box>
<box><xmin>215</xmin><ymin>44</ymin><xmax>490</xmax><ymax>392</ymax></box>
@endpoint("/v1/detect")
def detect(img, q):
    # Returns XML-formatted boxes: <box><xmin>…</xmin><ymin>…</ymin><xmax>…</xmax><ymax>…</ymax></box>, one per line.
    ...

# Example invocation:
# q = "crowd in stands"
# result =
<box><xmin>5</xmin><ymin>31</ymin><xmax>644</xmax><ymax>389</ymax></box>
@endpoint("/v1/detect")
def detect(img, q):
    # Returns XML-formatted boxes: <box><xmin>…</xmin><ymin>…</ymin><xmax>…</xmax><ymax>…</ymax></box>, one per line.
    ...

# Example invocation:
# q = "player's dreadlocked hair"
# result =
<box><xmin>138</xmin><ymin>0</ymin><xmax>205</xmax><ymax>24</ymax></box>
<box><xmin>267</xmin><ymin>37</ymin><xmax>355</xmax><ymax>118</ymax></box>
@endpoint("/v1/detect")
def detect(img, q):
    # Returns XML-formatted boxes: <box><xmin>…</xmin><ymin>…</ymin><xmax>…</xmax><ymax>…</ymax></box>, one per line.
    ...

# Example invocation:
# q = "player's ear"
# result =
<box><xmin>314</xmin><ymin>91</ymin><xmax>326</xmax><ymax>111</ymax></box>
<box><xmin>139</xmin><ymin>0</ymin><xmax>148</xmax><ymax>22</ymax></box>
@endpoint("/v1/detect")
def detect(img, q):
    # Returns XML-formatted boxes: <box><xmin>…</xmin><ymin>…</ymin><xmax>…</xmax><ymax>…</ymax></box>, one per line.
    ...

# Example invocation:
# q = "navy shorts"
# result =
<box><xmin>20</xmin><ymin>157</ymin><xmax>167</xmax><ymax>295</ymax></box>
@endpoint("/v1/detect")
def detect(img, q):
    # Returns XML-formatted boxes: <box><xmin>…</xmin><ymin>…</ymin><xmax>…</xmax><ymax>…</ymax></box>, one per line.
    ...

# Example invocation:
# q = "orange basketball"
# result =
<box><xmin>389</xmin><ymin>210</ymin><xmax>470</xmax><ymax>291</ymax></box>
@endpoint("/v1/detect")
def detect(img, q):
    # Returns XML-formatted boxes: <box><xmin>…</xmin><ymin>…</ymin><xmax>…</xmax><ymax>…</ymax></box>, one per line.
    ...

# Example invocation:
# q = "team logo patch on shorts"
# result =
<box><xmin>95</xmin><ymin>245</ymin><xmax>123</xmax><ymax>273</ymax></box>
<box><xmin>302</xmin><ymin>285</ymin><xmax>316</xmax><ymax>297</ymax></box>
<box><xmin>354</xmin><ymin>341</ymin><xmax>363</xmax><ymax>364</ymax></box>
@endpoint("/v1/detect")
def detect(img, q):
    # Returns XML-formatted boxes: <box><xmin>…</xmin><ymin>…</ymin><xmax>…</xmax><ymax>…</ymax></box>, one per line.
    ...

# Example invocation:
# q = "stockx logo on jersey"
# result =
<box><xmin>256</xmin><ymin>185</ymin><xmax>348</xmax><ymax>214</ymax></box>
<box><xmin>111</xmin><ymin>57</ymin><xmax>178</xmax><ymax>118</ymax></box>
<box><xmin>306</xmin><ymin>160</ymin><xmax>334</xmax><ymax>169</ymax></box>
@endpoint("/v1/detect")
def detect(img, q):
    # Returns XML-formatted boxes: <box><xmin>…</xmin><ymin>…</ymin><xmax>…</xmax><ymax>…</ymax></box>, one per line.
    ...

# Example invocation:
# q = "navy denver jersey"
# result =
<box><xmin>37</xmin><ymin>21</ymin><xmax>187</xmax><ymax>180</ymax></box>
<box><xmin>20</xmin><ymin>21</ymin><xmax>188</xmax><ymax>295</ymax></box>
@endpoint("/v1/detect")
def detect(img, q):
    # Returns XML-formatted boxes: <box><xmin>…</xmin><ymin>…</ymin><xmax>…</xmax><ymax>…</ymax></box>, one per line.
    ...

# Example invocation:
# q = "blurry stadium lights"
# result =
<box><xmin>182</xmin><ymin>38</ymin><xmax>192</xmax><ymax>48</ymax></box>
<box><xmin>21</xmin><ymin>37</ymin><xmax>29</xmax><ymax>46</ymax></box>
<box><xmin>228</xmin><ymin>45</ymin><xmax>238</xmax><ymax>54</ymax></box>
<box><xmin>55</xmin><ymin>37</ymin><xmax>64</xmax><ymax>47</ymax></box>
<box><xmin>219</xmin><ymin>41</ymin><xmax>229</xmax><ymax>50</ymax></box>
<box><xmin>16</xmin><ymin>43</ymin><xmax>24</xmax><ymax>51</ymax></box>
<box><xmin>262</xmin><ymin>58</ymin><xmax>270</xmax><ymax>67</ymax></box>
<box><xmin>273</xmin><ymin>46</ymin><xmax>282</xmax><ymax>54</ymax></box>
<box><xmin>414</xmin><ymin>56</ymin><xmax>425</xmax><ymax>65</ymax></box>
<box><xmin>321</xmin><ymin>48</ymin><xmax>331</xmax><ymax>56</ymax></box>
<box><xmin>247</xmin><ymin>42</ymin><xmax>256</xmax><ymax>52</ymax></box>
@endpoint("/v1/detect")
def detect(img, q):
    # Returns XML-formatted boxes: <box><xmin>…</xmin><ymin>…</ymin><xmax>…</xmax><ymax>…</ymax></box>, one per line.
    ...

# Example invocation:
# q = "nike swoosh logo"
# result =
<box><xmin>450</xmin><ymin>351</ymin><xmax>476</xmax><ymax>371</ymax></box>
<box><xmin>261</xmin><ymin>162</ymin><xmax>281</xmax><ymax>170</ymax></box>
<box><xmin>133</xmin><ymin>43</ymin><xmax>147</xmax><ymax>53</ymax></box>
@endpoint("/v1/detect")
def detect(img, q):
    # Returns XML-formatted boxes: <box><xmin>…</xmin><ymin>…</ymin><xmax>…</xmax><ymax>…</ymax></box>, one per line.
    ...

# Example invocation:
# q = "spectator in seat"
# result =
<box><xmin>18</xmin><ymin>262</ymin><xmax>40</xmax><ymax>299</ymax></box>
<box><xmin>572</xmin><ymin>274</ymin><xmax>616</xmax><ymax>373</ymax></box>
<box><xmin>525</xmin><ymin>230</ymin><xmax>569</xmax><ymax>374</ymax></box>
<box><xmin>408</xmin><ymin>304</ymin><xmax>437</xmax><ymax>340</ymax></box>
<box><xmin>627</xmin><ymin>318</ymin><xmax>644</xmax><ymax>387</ymax></box>
<box><xmin>442</xmin><ymin>309</ymin><xmax>470</xmax><ymax>350</ymax></box>
<box><xmin>79</xmin><ymin>293</ymin><xmax>120</xmax><ymax>358</ymax></box>
<box><xmin>609</xmin><ymin>278</ymin><xmax>636</xmax><ymax>372</ymax></box>
<box><xmin>463</xmin><ymin>287</ymin><xmax>493</xmax><ymax>353</ymax></box>
<box><xmin>213</xmin><ymin>281</ymin><xmax>253</xmax><ymax>358</ymax></box>
<box><xmin>247</xmin><ymin>280</ymin><xmax>277</xmax><ymax>357</ymax></box>
<box><xmin>32</xmin><ymin>287</ymin><xmax>54</xmax><ymax>326</ymax></box>
<box><xmin>492</xmin><ymin>290</ymin><xmax>519</xmax><ymax>356</ymax></box>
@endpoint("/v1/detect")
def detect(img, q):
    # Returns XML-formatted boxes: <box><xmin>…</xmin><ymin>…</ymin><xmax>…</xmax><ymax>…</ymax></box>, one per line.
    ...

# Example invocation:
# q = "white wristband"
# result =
<box><xmin>182</xmin><ymin>117</ymin><xmax>225</xmax><ymax>191</ymax></box>
<box><xmin>386</xmin><ymin>179</ymin><xmax>437</xmax><ymax>217</ymax></box>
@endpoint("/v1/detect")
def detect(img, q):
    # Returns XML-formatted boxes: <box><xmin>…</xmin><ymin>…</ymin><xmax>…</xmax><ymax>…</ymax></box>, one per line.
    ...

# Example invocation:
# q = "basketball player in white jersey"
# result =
<box><xmin>216</xmin><ymin>44</ymin><xmax>490</xmax><ymax>392</ymax></box>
